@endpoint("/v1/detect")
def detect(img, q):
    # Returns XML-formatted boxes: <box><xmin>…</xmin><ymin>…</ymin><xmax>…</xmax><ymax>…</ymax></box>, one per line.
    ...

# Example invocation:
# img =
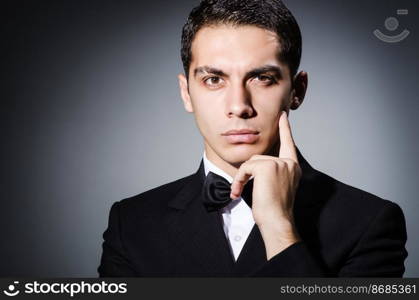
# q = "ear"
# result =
<box><xmin>290</xmin><ymin>71</ymin><xmax>308</xmax><ymax>110</ymax></box>
<box><xmin>178</xmin><ymin>73</ymin><xmax>194</xmax><ymax>113</ymax></box>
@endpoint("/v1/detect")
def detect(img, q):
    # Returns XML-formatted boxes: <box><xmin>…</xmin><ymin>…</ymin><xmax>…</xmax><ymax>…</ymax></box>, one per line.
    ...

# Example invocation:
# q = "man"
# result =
<box><xmin>98</xmin><ymin>0</ymin><xmax>407</xmax><ymax>277</ymax></box>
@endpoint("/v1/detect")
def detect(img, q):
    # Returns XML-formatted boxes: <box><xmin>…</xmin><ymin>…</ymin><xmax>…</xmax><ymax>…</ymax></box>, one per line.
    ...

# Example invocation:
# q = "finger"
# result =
<box><xmin>250</xmin><ymin>156</ymin><xmax>299</xmax><ymax>178</ymax></box>
<box><xmin>248</xmin><ymin>154</ymin><xmax>278</xmax><ymax>162</ymax></box>
<box><xmin>281</xmin><ymin>158</ymin><xmax>302</xmax><ymax>182</ymax></box>
<box><xmin>278</xmin><ymin>111</ymin><xmax>298</xmax><ymax>163</ymax></box>
<box><xmin>230</xmin><ymin>161</ymin><xmax>257</xmax><ymax>199</ymax></box>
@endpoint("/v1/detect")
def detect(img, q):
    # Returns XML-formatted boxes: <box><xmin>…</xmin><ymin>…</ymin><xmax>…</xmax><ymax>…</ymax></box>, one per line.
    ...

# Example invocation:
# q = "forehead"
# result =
<box><xmin>190</xmin><ymin>24</ymin><xmax>283</xmax><ymax>72</ymax></box>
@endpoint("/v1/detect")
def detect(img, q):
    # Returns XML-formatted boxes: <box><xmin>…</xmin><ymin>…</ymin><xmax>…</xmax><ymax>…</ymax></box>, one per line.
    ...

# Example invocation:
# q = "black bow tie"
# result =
<box><xmin>202</xmin><ymin>171</ymin><xmax>253</xmax><ymax>212</ymax></box>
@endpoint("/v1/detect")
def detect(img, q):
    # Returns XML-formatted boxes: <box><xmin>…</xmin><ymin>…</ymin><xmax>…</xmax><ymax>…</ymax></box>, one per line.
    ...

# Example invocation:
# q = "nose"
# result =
<box><xmin>225</xmin><ymin>82</ymin><xmax>255</xmax><ymax>119</ymax></box>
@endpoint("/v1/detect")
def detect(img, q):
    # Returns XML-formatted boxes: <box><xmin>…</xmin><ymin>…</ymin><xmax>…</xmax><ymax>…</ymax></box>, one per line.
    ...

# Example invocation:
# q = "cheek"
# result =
<box><xmin>194</xmin><ymin>98</ymin><xmax>218</xmax><ymax>123</ymax></box>
<box><xmin>253</xmin><ymin>89</ymin><xmax>288</xmax><ymax>118</ymax></box>
<box><xmin>189</xmin><ymin>96</ymin><xmax>222</xmax><ymax>137</ymax></box>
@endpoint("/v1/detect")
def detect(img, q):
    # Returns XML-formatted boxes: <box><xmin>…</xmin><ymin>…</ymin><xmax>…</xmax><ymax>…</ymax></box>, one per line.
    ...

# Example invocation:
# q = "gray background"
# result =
<box><xmin>3</xmin><ymin>0</ymin><xmax>418</xmax><ymax>276</ymax></box>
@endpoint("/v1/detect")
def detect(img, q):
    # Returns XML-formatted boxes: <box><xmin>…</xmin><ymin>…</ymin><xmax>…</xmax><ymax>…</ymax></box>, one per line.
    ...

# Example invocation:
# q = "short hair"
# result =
<box><xmin>180</xmin><ymin>0</ymin><xmax>302</xmax><ymax>80</ymax></box>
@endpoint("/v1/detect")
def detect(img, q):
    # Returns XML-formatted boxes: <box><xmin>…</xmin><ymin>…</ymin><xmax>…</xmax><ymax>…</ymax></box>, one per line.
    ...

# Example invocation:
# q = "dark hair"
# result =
<box><xmin>180</xmin><ymin>0</ymin><xmax>302</xmax><ymax>80</ymax></box>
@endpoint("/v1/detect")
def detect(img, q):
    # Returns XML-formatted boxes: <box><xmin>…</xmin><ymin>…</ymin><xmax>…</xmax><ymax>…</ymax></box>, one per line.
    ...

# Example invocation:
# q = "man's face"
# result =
<box><xmin>179</xmin><ymin>24</ymin><xmax>296</xmax><ymax>167</ymax></box>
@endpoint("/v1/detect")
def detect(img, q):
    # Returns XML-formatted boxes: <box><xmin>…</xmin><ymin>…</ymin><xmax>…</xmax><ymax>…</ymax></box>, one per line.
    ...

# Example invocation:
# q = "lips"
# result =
<box><xmin>221</xmin><ymin>129</ymin><xmax>260</xmax><ymax>144</ymax></box>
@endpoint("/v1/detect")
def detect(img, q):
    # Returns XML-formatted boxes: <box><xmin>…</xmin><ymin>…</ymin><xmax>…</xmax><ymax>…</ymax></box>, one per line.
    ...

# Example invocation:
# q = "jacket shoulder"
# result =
<box><xmin>115</xmin><ymin>172</ymin><xmax>196</xmax><ymax>216</ymax></box>
<box><xmin>326</xmin><ymin>171</ymin><xmax>399</xmax><ymax>213</ymax></box>
<box><xmin>307</xmin><ymin>168</ymin><xmax>405</xmax><ymax>233</ymax></box>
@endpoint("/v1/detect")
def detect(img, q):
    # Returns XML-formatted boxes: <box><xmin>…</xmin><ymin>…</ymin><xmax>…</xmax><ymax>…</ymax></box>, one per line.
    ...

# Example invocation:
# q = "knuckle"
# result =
<box><xmin>264</xmin><ymin>160</ymin><xmax>278</xmax><ymax>170</ymax></box>
<box><xmin>240</xmin><ymin>160</ymin><xmax>250</xmax><ymax>168</ymax></box>
<box><xmin>276</xmin><ymin>160</ymin><xmax>286</xmax><ymax>169</ymax></box>
<box><xmin>287</xmin><ymin>159</ymin><xmax>297</xmax><ymax>168</ymax></box>
<box><xmin>283</xmin><ymin>158</ymin><xmax>299</xmax><ymax>169</ymax></box>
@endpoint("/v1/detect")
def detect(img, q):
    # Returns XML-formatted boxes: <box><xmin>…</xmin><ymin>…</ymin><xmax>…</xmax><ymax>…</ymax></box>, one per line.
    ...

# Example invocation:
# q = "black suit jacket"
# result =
<box><xmin>98</xmin><ymin>150</ymin><xmax>408</xmax><ymax>277</ymax></box>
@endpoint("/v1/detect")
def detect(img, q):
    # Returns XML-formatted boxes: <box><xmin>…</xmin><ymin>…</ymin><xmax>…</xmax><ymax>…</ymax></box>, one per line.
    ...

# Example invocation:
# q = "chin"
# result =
<box><xmin>221</xmin><ymin>144</ymin><xmax>266</xmax><ymax>165</ymax></box>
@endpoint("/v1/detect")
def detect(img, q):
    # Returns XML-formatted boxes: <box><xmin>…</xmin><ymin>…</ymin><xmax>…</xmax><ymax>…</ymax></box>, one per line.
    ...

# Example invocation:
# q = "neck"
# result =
<box><xmin>205</xmin><ymin>149</ymin><xmax>238</xmax><ymax>178</ymax></box>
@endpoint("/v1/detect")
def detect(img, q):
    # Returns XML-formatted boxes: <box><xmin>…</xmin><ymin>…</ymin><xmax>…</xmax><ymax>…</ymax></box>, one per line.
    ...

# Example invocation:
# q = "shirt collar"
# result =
<box><xmin>203</xmin><ymin>151</ymin><xmax>233</xmax><ymax>184</ymax></box>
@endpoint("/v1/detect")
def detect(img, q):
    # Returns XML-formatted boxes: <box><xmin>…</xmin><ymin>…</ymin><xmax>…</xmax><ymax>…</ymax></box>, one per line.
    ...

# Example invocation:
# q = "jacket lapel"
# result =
<box><xmin>293</xmin><ymin>148</ymin><xmax>336</xmax><ymax>257</ymax></box>
<box><xmin>233</xmin><ymin>224</ymin><xmax>267</xmax><ymax>276</ymax></box>
<box><xmin>166</xmin><ymin>160</ymin><xmax>235</xmax><ymax>276</ymax></box>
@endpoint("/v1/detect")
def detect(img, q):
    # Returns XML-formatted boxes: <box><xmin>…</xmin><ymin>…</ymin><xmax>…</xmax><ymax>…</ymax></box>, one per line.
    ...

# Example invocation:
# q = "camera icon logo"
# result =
<box><xmin>3</xmin><ymin>281</ymin><xmax>20</xmax><ymax>297</ymax></box>
<box><xmin>374</xmin><ymin>9</ymin><xmax>410</xmax><ymax>43</ymax></box>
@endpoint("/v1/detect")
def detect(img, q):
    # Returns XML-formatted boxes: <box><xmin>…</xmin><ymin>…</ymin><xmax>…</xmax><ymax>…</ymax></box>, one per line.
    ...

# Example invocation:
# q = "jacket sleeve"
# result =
<box><xmin>250</xmin><ymin>241</ymin><xmax>327</xmax><ymax>277</ymax></box>
<box><xmin>98</xmin><ymin>201</ymin><xmax>139</xmax><ymax>277</ymax></box>
<box><xmin>337</xmin><ymin>201</ymin><xmax>408</xmax><ymax>277</ymax></box>
<box><xmin>251</xmin><ymin>201</ymin><xmax>408</xmax><ymax>277</ymax></box>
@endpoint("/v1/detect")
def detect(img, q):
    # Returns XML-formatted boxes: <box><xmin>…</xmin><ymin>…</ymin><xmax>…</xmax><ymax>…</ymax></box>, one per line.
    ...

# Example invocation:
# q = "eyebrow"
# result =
<box><xmin>193</xmin><ymin>64</ymin><xmax>283</xmax><ymax>80</ymax></box>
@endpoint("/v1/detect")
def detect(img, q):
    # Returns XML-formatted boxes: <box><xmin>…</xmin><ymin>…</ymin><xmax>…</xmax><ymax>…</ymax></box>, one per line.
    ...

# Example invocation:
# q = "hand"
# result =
<box><xmin>230</xmin><ymin>111</ymin><xmax>302</xmax><ymax>259</ymax></box>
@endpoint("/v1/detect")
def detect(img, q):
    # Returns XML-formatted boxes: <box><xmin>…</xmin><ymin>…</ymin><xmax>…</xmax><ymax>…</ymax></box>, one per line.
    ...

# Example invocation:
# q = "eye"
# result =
<box><xmin>254</xmin><ymin>75</ymin><xmax>275</xmax><ymax>84</ymax></box>
<box><xmin>203</xmin><ymin>76</ymin><xmax>223</xmax><ymax>86</ymax></box>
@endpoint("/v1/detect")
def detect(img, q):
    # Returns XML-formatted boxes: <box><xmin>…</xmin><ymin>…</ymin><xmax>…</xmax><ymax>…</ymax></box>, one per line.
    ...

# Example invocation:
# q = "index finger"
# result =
<box><xmin>278</xmin><ymin>111</ymin><xmax>298</xmax><ymax>162</ymax></box>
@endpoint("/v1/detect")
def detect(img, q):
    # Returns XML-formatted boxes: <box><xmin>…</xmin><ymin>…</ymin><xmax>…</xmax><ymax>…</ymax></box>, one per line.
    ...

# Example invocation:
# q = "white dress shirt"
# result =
<box><xmin>203</xmin><ymin>151</ymin><xmax>255</xmax><ymax>261</ymax></box>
